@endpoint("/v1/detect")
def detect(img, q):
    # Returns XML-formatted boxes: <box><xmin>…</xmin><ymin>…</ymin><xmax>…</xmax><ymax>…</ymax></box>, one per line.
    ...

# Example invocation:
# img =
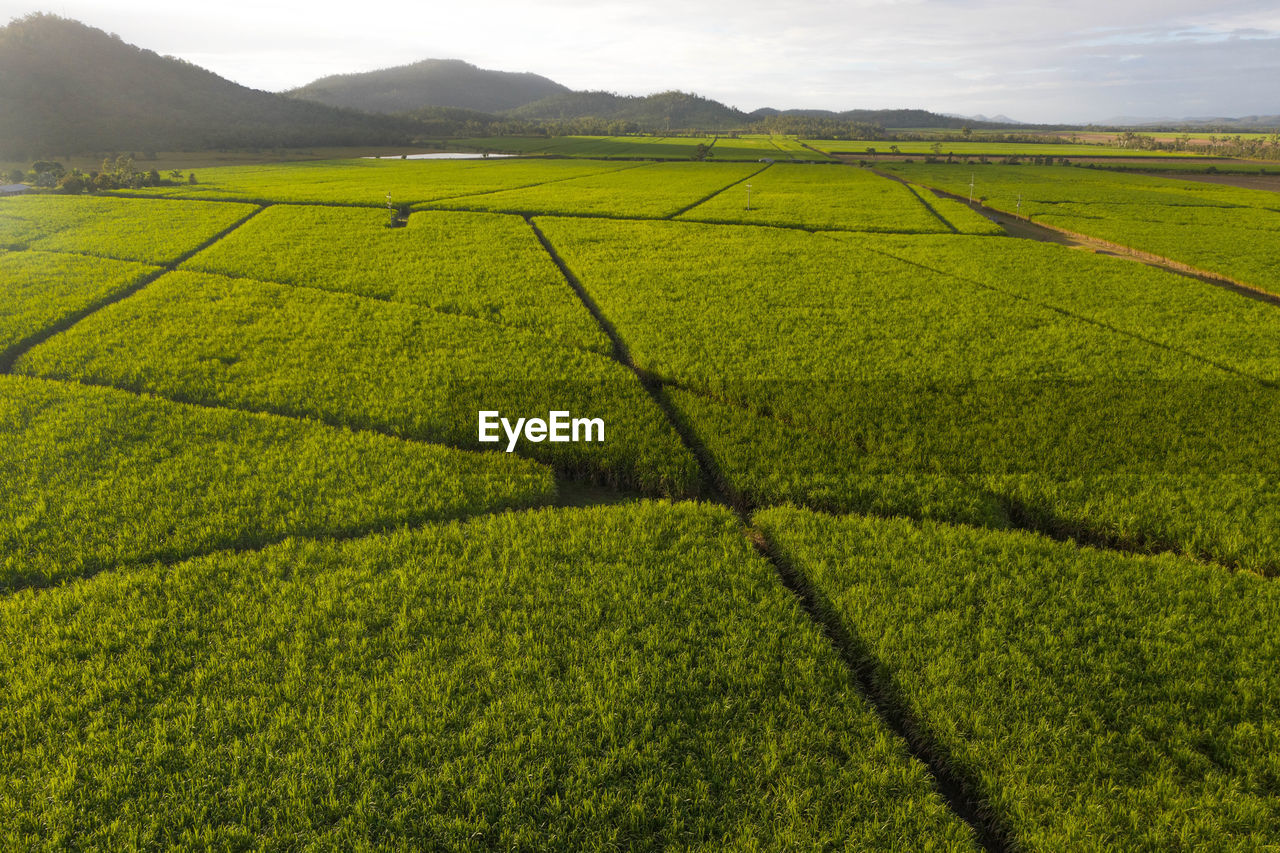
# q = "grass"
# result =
<box><xmin>0</xmin><ymin>375</ymin><xmax>554</xmax><ymax>590</ymax></box>
<box><xmin>5</xmin><ymin>195</ymin><xmax>257</xmax><ymax>264</ymax></box>
<box><xmin>883</xmin><ymin>162</ymin><xmax>1280</xmax><ymax>294</ymax></box>
<box><xmin>180</xmin><ymin>206</ymin><xmax>609</xmax><ymax>351</ymax></box>
<box><xmin>424</xmin><ymin>161</ymin><xmax>761</xmax><ymax>218</ymax></box>
<box><xmin>758</xmin><ymin>506</ymin><xmax>1280</xmax><ymax>851</ymax></box>
<box><xmin>449</xmin><ymin>135</ymin><xmax>832</xmax><ymax>161</ymax></box>
<box><xmin>677</xmin><ymin>164</ymin><xmax>949</xmax><ymax>232</ymax></box>
<box><xmin>105</xmin><ymin>158</ymin><xmax>635</xmax><ymax>205</ymax></box>
<box><xmin>536</xmin><ymin>216</ymin><xmax>1280</xmax><ymax>571</ymax></box>
<box><xmin>0</xmin><ymin>251</ymin><xmax>157</xmax><ymax>358</ymax></box>
<box><xmin>0</xmin><ymin>502</ymin><xmax>978</xmax><ymax>851</ymax></box>
<box><xmin>14</xmin><ymin>270</ymin><xmax>701</xmax><ymax>496</ymax></box>
<box><xmin>10</xmin><ymin>157</ymin><xmax>1280</xmax><ymax>847</ymax></box>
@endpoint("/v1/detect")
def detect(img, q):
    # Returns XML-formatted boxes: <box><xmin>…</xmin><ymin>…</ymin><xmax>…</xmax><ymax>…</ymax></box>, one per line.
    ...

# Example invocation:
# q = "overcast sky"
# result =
<box><xmin>8</xmin><ymin>0</ymin><xmax>1280</xmax><ymax>123</ymax></box>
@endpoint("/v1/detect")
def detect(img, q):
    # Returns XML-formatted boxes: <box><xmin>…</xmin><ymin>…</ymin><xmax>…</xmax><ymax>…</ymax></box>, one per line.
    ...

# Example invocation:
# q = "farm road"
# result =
<box><xmin>875</xmin><ymin>169</ymin><xmax>1280</xmax><ymax>309</ymax></box>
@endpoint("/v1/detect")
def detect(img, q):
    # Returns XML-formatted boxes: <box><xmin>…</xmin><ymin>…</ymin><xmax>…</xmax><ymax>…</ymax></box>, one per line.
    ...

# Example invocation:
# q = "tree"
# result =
<box><xmin>57</xmin><ymin>169</ymin><xmax>88</xmax><ymax>193</ymax></box>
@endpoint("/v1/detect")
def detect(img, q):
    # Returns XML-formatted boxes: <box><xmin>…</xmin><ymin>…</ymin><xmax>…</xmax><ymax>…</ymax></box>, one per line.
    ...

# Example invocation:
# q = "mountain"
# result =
<box><xmin>506</xmin><ymin>90</ymin><xmax>748</xmax><ymax>129</ymax></box>
<box><xmin>287</xmin><ymin>59</ymin><xmax>570</xmax><ymax>114</ymax></box>
<box><xmin>0</xmin><ymin>14</ymin><xmax>416</xmax><ymax>159</ymax></box>
<box><xmin>945</xmin><ymin>112</ymin><xmax>1025</xmax><ymax>125</ymax></box>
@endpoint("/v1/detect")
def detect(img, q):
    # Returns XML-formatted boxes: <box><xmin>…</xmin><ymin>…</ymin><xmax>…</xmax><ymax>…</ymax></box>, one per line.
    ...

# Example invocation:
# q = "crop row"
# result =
<box><xmin>677</xmin><ymin>164</ymin><xmax>953</xmax><ymax>233</ymax></box>
<box><xmin>0</xmin><ymin>251</ymin><xmax>157</xmax><ymax>360</ymax></box>
<box><xmin>843</xmin><ymin>232</ymin><xmax>1280</xmax><ymax>380</ymax></box>
<box><xmin>180</xmin><ymin>206</ymin><xmax>609</xmax><ymax>352</ymax></box>
<box><xmin>0</xmin><ymin>375</ymin><xmax>553</xmax><ymax>591</ymax></box>
<box><xmin>537</xmin><ymin>217</ymin><xmax>1226</xmax><ymax>383</ymax></box>
<box><xmin>758</xmin><ymin>507</ymin><xmax>1280</xmax><ymax>851</ymax></box>
<box><xmin>0</xmin><ymin>195</ymin><xmax>256</xmax><ymax>263</ymax></box>
<box><xmin>449</xmin><ymin>135</ymin><xmax>832</xmax><ymax>161</ymax></box>
<box><xmin>0</xmin><ymin>502</ymin><xmax>976</xmax><ymax>850</ymax></box>
<box><xmin>111</xmin><ymin>158</ymin><xmax>635</xmax><ymax>205</ymax></box>
<box><xmin>13</xmin><ymin>270</ymin><xmax>701</xmax><ymax>496</ymax></box>
<box><xmin>708</xmin><ymin>136</ymin><xmax>825</xmax><ymax>161</ymax></box>
<box><xmin>421</xmin><ymin>161</ymin><xmax>762</xmax><ymax>218</ymax></box>
<box><xmin>536</xmin><ymin>216</ymin><xmax>1280</xmax><ymax>572</ymax></box>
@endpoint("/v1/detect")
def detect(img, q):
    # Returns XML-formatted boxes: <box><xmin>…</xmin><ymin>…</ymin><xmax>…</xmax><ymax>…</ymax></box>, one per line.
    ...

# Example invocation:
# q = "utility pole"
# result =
<box><xmin>1017</xmin><ymin>192</ymin><xmax>1022</xmax><ymax>219</ymax></box>
<box><xmin>968</xmin><ymin>173</ymin><xmax>975</xmax><ymax>205</ymax></box>
<box><xmin>746</xmin><ymin>183</ymin><xmax>752</xmax><ymax>211</ymax></box>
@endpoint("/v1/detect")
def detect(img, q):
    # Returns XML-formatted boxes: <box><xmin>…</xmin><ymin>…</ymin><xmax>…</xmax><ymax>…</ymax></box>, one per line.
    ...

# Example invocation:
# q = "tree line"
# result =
<box><xmin>10</xmin><ymin>156</ymin><xmax>198</xmax><ymax>193</ymax></box>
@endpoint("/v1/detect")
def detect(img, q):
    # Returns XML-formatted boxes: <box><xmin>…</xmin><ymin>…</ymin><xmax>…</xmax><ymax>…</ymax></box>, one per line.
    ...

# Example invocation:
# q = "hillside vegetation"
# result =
<box><xmin>287</xmin><ymin>58</ymin><xmax>570</xmax><ymax>114</ymax></box>
<box><xmin>0</xmin><ymin>14</ymin><xmax>416</xmax><ymax>158</ymax></box>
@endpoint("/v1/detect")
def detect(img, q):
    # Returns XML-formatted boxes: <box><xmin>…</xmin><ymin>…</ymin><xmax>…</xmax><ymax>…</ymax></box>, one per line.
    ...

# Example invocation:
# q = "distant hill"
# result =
<box><xmin>0</xmin><ymin>14</ymin><xmax>416</xmax><ymax>158</ymax></box>
<box><xmin>0</xmin><ymin>14</ymin><xmax>1090</xmax><ymax>157</ymax></box>
<box><xmin>288</xmin><ymin>59</ymin><xmax>570</xmax><ymax>114</ymax></box>
<box><xmin>748</xmin><ymin>107</ymin><xmax>1024</xmax><ymax>130</ymax></box>
<box><xmin>1099</xmin><ymin>115</ymin><xmax>1280</xmax><ymax>131</ymax></box>
<box><xmin>507</xmin><ymin>90</ymin><xmax>749</xmax><ymax>130</ymax></box>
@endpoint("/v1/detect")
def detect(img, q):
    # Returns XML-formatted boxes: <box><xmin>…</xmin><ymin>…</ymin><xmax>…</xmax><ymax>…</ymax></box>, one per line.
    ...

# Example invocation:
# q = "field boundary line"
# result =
<box><xmin>15</xmin><ymin>372</ymin><xmax>676</xmax><ymax>501</ymax></box>
<box><xmin>95</xmin><ymin>163</ymin><xmax>641</xmax><ymax>208</ymax></box>
<box><xmin>525</xmin><ymin>217</ymin><xmax>739</xmax><ymax>504</ymax></box>
<box><xmin>752</xmin><ymin>525</ymin><xmax>1012</xmax><ymax>852</ymax></box>
<box><xmin>409</xmin><ymin>161</ymin><xmax>648</xmax><ymax>206</ymax></box>
<box><xmin>797</xmin><ymin>140</ymin><xmax>831</xmax><ymax>160</ymax></box>
<box><xmin>877</xmin><ymin>170</ymin><xmax>1280</xmax><ymax>307</ymax></box>
<box><xmin>3</xmin><ymin>493</ymin><xmax>562</xmax><ymax>598</ymax></box>
<box><xmin>102</xmin><ymin>191</ymin><xmax>381</xmax><ymax>208</ymax></box>
<box><xmin>90</xmin><ymin>189</ymin><xmax>972</xmax><ymax>236</ymax></box>
<box><xmin>1</xmin><ymin>205</ymin><xmax>268</xmax><ymax>374</ymax></box>
<box><xmin>844</xmin><ymin>235</ymin><xmax>1280</xmax><ymax>388</ymax></box>
<box><xmin>899</xmin><ymin>181</ymin><xmax>959</xmax><ymax>233</ymax></box>
<box><xmin>642</xmin><ymin>378</ymin><xmax>1274</xmax><ymax>575</ymax></box>
<box><xmin>529</xmin><ymin>217</ymin><xmax>1022</xmax><ymax>849</ymax></box>
<box><xmin>417</xmin><ymin>204</ymin><xmax>676</xmax><ymax>222</ymax></box>
<box><xmin>666</xmin><ymin>162</ymin><xmax>774</xmax><ymax>219</ymax></box>
<box><xmin>158</xmin><ymin>266</ymin><xmax>616</xmax><ymax>360</ymax></box>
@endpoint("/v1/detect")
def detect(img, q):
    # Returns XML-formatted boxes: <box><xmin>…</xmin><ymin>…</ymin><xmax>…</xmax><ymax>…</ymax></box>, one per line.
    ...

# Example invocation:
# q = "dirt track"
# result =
<box><xmin>871</xmin><ymin>168</ymin><xmax>1280</xmax><ymax>309</ymax></box>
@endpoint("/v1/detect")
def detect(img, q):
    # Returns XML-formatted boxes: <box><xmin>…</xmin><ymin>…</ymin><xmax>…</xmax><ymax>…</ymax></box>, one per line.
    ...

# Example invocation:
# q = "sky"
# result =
<box><xmin>8</xmin><ymin>0</ymin><xmax>1280</xmax><ymax>123</ymax></box>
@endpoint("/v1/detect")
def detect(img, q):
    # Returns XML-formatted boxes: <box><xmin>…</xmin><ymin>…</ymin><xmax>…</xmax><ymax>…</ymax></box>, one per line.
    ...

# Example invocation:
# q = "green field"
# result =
<box><xmin>4</xmin><ymin>155</ymin><xmax>1279</xmax><ymax>849</ymax></box>
<box><xmin>803</xmin><ymin>139</ymin><xmax>1207</xmax><ymax>158</ymax></box>
<box><xmin>758</xmin><ymin>508</ymin><xmax>1280</xmax><ymax>850</ymax></box>
<box><xmin>450</xmin><ymin>134</ymin><xmax>832</xmax><ymax>161</ymax></box>
<box><xmin>882</xmin><ymin>162</ymin><xmax>1280</xmax><ymax>294</ymax></box>
<box><xmin>422</xmin><ymin>161</ymin><xmax>763</xmax><ymax>217</ymax></box>
<box><xmin>106</xmin><ymin>157</ymin><xmax>635</xmax><ymax>205</ymax></box>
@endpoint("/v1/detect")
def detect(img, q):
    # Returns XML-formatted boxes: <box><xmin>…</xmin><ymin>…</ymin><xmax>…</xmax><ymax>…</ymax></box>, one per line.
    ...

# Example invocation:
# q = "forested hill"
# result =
<box><xmin>506</xmin><ymin>91</ymin><xmax>751</xmax><ymax>130</ymax></box>
<box><xmin>0</xmin><ymin>13</ymin><xmax>1037</xmax><ymax>158</ymax></box>
<box><xmin>0</xmin><ymin>14</ymin><xmax>417</xmax><ymax>159</ymax></box>
<box><xmin>748</xmin><ymin>107</ymin><xmax>1022</xmax><ymax>130</ymax></box>
<box><xmin>287</xmin><ymin>59</ymin><xmax>570</xmax><ymax>114</ymax></box>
